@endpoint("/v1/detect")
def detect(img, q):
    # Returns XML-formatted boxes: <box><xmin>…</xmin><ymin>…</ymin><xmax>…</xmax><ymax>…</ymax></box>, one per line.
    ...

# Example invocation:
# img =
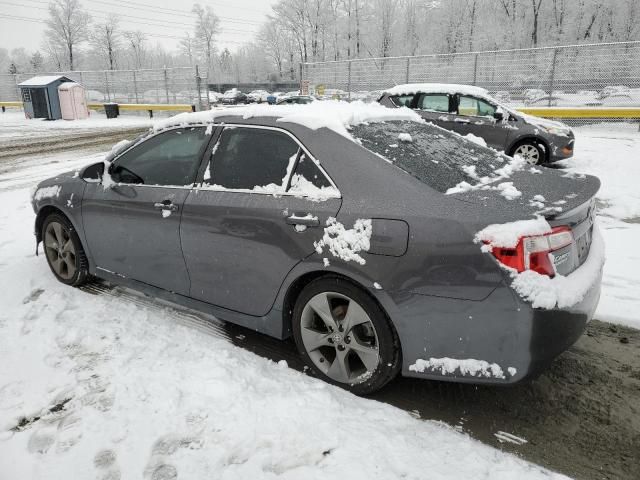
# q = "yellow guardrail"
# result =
<box><xmin>0</xmin><ymin>101</ymin><xmax>23</xmax><ymax>109</ymax></box>
<box><xmin>87</xmin><ymin>102</ymin><xmax>194</xmax><ymax>112</ymax></box>
<box><xmin>517</xmin><ymin>107</ymin><xmax>640</xmax><ymax>119</ymax></box>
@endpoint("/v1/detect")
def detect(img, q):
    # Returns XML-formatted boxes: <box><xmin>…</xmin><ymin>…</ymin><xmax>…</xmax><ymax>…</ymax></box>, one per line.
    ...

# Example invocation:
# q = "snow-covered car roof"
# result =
<box><xmin>384</xmin><ymin>83</ymin><xmax>490</xmax><ymax>98</ymax></box>
<box><xmin>152</xmin><ymin>101</ymin><xmax>423</xmax><ymax>138</ymax></box>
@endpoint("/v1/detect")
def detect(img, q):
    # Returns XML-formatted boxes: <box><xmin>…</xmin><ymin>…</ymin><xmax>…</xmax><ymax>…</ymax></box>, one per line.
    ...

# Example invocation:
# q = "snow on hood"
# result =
<box><xmin>518</xmin><ymin>112</ymin><xmax>572</xmax><ymax>135</ymax></box>
<box><xmin>152</xmin><ymin>101</ymin><xmax>424</xmax><ymax>138</ymax></box>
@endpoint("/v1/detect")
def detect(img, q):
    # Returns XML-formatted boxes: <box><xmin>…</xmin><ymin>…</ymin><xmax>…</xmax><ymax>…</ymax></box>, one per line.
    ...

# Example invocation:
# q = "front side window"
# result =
<box><xmin>110</xmin><ymin>128</ymin><xmax>208</xmax><ymax>186</ymax></box>
<box><xmin>205</xmin><ymin>127</ymin><xmax>300</xmax><ymax>191</ymax></box>
<box><xmin>457</xmin><ymin>96</ymin><xmax>496</xmax><ymax>118</ymax></box>
<box><xmin>416</xmin><ymin>93</ymin><xmax>450</xmax><ymax>113</ymax></box>
<box><xmin>390</xmin><ymin>94</ymin><xmax>415</xmax><ymax>107</ymax></box>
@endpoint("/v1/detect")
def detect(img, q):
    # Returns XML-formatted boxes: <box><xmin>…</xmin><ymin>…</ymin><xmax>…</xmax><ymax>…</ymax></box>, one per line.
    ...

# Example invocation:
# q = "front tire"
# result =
<box><xmin>292</xmin><ymin>276</ymin><xmax>401</xmax><ymax>395</ymax></box>
<box><xmin>42</xmin><ymin>213</ymin><xmax>89</xmax><ymax>287</ymax></box>
<box><xmin>511</xmin><ymin>141</ymin><xmax>545</xmax><ymax>165</ymax></box>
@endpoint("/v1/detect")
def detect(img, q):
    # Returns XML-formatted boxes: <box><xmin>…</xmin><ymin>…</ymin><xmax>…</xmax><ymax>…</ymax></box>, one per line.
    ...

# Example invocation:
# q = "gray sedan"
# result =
<box><xmin>379</xmin><ymin>83</ymin><xmax>576</xmax><ymax>165</ymax></box>
<box><xmin>31</xmin><ymin>109</ymin><xmax>601</xmax><ymax>394</ymax></box>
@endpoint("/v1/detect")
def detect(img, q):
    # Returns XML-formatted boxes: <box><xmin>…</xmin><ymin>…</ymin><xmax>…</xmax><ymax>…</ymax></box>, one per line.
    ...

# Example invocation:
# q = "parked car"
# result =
<box><xmin>379</xmin><ymin>83</ymin><xmax>575</xmax><ymax>165</ymax></box>
<box><xmin>246</xmin><ymin>90</ymin><xmax>270</xmax><ymax>104</ymax></box>
<box><xmin>31</xmin><ymin>104</ymin><xmax>602</xmax><ymax>394</ymax></box>
<box><xmin>597</xmin><ymin>85</ymin><xmax>631</xmax><ymax>100</ymax></box>
<box><xmin>267</xmin><ymin>92</ymin><xmax>284</xmax><ymax>105</ymax></box>
<box><xmin>208</xmin><ymin>91</ymin><xmax>224</xmax><ymax>104</ymax></box>
<box><xmin>276</xmin><ymin>95</ymin><xmax>316</xmax><ymax>105</ymax></box>
<box><xmin>492</xmin><ymin>91</ymin><xmax>512</xmax><ymax>103</ymax></box>
<box><xmin>523</xmin><ymin>88</ymin><xmax>546</xmax><ymax>105</ymax></box>
<box><xmin>221</xmin><ymin>89</ymin><xmax>247</xmax><ymax>105</ymax></box>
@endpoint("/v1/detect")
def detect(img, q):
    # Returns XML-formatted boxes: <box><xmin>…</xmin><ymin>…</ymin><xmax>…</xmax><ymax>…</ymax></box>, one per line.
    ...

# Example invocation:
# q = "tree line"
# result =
<box><xmin>1</xmin><ymin>0</ymin><xmax>638</xmax><ymax>84</ymax></box>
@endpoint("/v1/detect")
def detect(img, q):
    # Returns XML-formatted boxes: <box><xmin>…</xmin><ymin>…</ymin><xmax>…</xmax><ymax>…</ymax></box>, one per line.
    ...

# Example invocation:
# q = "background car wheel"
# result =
<box><xmin>511</xmin><ymin>141</ymin><xmax>545</xmax><ymax>165</ymax></box>
<box><xmin>292</xmin><ymin>276</ymin><xmax>401</xmax><ymax>395</ymax></box>
<box><xmin>42</xmin><ymin>213</ymin><xmax>89</xmax><ymax>287</ymax></box>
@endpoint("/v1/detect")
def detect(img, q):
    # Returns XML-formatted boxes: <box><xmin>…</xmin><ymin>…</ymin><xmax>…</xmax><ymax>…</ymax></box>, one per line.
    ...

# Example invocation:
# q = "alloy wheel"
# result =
<box><xmin>44</xmin><ymin>221</ymin><xmax>77</xmax><ymax>280</ymax></box>
<box><xmin>299</xmin><ymin>292</ymin><xmax>380</xmax><ymax>384</ymax></box>
<box><xmin>513</xmin><ymin>144</ymin><xmax>541</xmax><ymax>165</ymax></box>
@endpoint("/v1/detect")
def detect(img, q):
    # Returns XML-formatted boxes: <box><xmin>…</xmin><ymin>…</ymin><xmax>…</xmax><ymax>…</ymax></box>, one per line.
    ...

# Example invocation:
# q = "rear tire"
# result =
<box><xmin>292</xmin><ymin>276</ymin><xmax>401</xmax><ymax>395</ymax></box>
<box><xmin>511</xmin><ymin>140</ymin><xmax>545</xmax><ymax>165</ymax></box>
<box><xmin>42</xmin><ymin>213</ymin><xmax>89</xmax><ymax>287</ymax></box>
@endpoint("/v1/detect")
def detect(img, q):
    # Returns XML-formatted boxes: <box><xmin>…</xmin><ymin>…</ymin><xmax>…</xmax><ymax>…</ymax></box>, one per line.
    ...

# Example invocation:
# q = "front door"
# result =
<box><xmin>181</xmin><ymin>125</ymin><xmax>341</xmax><ymax>317</ymax></box>
<box><xmin>454</xmin><ymin>95</ymin><xmax>510</xmax><ymax>150</ymax></box>
<box><xmin>82</xmin><ymin>127</ymin><xmax>210</xmax><ymax>294</ymax></box>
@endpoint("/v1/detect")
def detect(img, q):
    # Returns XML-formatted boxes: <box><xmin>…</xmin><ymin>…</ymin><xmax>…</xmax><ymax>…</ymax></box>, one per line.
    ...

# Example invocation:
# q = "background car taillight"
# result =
<box><xmin>490</xmin><ymin>227</ymin><xmax>573</xmax><ymax>277</ymax></box>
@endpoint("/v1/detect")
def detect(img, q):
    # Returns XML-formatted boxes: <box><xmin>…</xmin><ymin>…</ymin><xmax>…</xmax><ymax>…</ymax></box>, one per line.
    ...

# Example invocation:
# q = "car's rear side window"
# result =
<box><xmin>205</xmin><ymin>127</ymin><xmax>300</xmax><ymax>190</ymax></box>
<box><xmin>351</xmin><ymin>121</ymin><xmax>503</xmax><ymax>193</ymax></box>
<box><xmin>390</xmin><ymin>94</ymin><xmax>414</xmax><ymax>107</ymax></box>
<box><xmin>416</xmin><ymin>93</ymin><xmax>450</xmax><ymax>112</ymax></box>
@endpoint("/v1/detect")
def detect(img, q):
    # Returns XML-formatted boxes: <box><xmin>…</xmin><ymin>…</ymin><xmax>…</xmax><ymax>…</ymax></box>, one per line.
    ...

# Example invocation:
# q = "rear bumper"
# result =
<box><xmin>397</xmin><ymin>268</ymin><xmax>602</xmax><ymax>384</ymax></box>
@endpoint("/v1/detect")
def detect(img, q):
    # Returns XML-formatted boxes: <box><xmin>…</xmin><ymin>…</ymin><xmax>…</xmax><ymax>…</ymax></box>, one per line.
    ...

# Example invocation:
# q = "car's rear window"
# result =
<box><xmin>351</xmin><ymin>121</ymin><xmax>504</xmax><ymax>193</ymax></box>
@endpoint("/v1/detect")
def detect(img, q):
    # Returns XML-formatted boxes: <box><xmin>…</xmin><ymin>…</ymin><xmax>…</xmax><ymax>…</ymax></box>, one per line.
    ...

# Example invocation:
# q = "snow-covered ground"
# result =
<box><xmin>0</xmin><ymin>110</ymin><xmax>153</xmax><ymax>142</ymax></box>
<box><xmin>0</xmin><ymin>122</ymin><xmax>637</xmax><ymax>479</ymax></box>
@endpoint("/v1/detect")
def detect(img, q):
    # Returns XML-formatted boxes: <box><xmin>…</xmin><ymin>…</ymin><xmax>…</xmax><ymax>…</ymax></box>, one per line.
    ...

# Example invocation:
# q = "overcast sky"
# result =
<box><xmin>0</xmin><ymin>0</ymin><xmax>278</xmax><ymax>53</ymax></box>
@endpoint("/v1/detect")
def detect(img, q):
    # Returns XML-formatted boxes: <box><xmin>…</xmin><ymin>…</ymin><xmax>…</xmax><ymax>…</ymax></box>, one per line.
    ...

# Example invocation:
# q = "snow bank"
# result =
<box><xmin>409</xmin><ymin>357</ymin><xmax>516</xmax><ymax>379</ymax></box>
<box><xmin>464</xmin><ymin>133</ymin><xmax>487</xmax><ymax>147</ymax></box>
<box><xmin>152</xmin><ymin>101</ymin><xmax>424</xmax><ymax>138</ymax></box>
<box><xmin>314</xmin><ymin>217</ymin><xmax>372</xmax><ymax>265</ymax></box>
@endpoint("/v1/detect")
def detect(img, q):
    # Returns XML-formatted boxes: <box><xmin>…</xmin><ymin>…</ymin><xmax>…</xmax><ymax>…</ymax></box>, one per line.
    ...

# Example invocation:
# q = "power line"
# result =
<box><xmin>0</xmin><ymin>13</ymin><xmax>247</xmax><ymax>44</ymax></box>
<box><xmin>1</xmin><ymin>1</ymin><xmax>259</xmax><ymax>34</ymax></box>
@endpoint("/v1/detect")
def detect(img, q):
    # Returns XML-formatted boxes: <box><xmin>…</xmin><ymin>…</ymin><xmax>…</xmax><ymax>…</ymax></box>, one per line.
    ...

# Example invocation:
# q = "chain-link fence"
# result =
<box><xmin>302</xmin><ymin>41</ymin><xmax>640</xmax><ymax>117</ymax></box>
<box><xmin>0</xmin><ymin>66</ymin><xmax>206</xmax><ymax>107</ymax></box>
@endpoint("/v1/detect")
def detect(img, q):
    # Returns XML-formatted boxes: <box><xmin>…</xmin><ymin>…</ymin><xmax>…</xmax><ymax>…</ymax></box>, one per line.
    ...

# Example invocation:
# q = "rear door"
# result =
<box><xmin>412</xmin><ymin>93</ymin><xmax>460</xmax><ymax>132</ymax></box>
<box><xmin>180</xmin><ymin>125</ymin><xmax>341</xmax><ymax>316</ymax></box>
<box><xmin>82</xmin><ymin>127</ymin><xmax>210</xmax><ymax>294</ymax></box>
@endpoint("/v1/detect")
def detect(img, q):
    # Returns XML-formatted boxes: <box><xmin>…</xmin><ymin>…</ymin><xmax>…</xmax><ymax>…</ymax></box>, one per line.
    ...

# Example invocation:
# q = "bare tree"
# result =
<box><xmin>30</xmin><ymin>51</ymin><xmax>44</xmax><ymax>72</ymax></box>
<box><xmin>192</xmin><ymin>3</ymin><xmax>220</xmax><ymax>77</ymax></box>
<box><xmin>259</xmin><ymin>20</ymin><xmax>285</xmax><ymax>77</ymax></box>
<box><xmin>179</xmin><ymin>32</ymin><xmax>196</xmax><ymax>68</ymax></box>
<box><xmin>90</xmin><ymin>15</ymin><xmax>120</xmax><ymax>70</ymax></box>
<box><xmin>530</xmin><ymin>0</ymin><xmax>544</xmax><ymax>46</ymax></box>
<box><xmin>45</xmin><ymin>0</ymin><xmax>90</xmax><ymax>70</ymax></box>
<box><xmin>124</xmin><ymin>30</ymin><xmax>147</xmax><ymax>69</ymax></box>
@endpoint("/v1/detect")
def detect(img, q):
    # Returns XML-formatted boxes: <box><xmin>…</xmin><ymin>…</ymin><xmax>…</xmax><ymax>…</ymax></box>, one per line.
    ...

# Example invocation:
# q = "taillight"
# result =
<box><xmin>490</xmin><ymin>226</ymin><xmax>573</xmax><ymax>277</ymax></box>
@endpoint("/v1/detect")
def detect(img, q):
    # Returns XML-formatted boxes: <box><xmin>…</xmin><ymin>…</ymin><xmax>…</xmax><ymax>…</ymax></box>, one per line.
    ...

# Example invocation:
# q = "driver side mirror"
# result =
<box><xmin>493</xmin><ymin>111</ymin><xmax>504</xmax><ymax>122</ymax></box>
<box><xmin>81</xmin><ymin>161</ymin><xmax>105</xmax><ymax>182</ymax></box>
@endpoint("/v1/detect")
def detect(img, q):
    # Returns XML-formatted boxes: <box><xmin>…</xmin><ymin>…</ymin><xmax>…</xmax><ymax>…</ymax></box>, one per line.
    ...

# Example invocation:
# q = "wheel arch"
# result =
<box><xmin>35</xmin><ymin>205</ymin><xmax>68</xmax><ymax>244</ymax></box>
<box><xmin>507</xmin><ymin>135</ymin><xmax>550</xmax><ymax>162</ymax></box>
<box><xmin>281</xmin><ymin>269</ymin><xmax>398</xmax><ymax>343</ymax></box>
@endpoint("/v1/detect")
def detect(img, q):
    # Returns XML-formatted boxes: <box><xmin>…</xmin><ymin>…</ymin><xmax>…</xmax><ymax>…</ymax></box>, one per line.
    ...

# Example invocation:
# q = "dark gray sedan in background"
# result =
<box><xmin>31</xmin><ymin>106</ymin><xmax>602</xmax><ymax>394</ymax></box>
<box><xmin>379</xmin><ymin>83</ymin><xmax>576</xmax><ymax>165</ymax></box>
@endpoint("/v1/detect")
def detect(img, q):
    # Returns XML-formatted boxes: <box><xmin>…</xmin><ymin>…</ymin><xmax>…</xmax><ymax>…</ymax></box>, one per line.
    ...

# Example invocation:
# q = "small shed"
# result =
<box><xmin>18</xmin><ymin>75</ymin><xmax>73</xmax><ymax>120</ymax></box>
<box><xmin>58</xmin><ymin>82</ymin><xmax>89</xmax><ymax>120</ymax></box>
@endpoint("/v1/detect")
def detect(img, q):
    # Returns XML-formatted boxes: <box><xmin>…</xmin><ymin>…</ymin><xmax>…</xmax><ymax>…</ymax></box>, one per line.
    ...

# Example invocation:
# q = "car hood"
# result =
<box><xmin>449</xmin><ymin>167</ymin><xmax>600</xmax><ymax>221</ymax></box>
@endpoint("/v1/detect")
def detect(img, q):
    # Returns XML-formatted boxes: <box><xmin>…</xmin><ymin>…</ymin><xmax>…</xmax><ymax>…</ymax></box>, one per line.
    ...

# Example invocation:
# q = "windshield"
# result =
<box><xmin>351</xmin><ymin>121</ymin><xmax>507</xmax><ymax>193</ymax></box>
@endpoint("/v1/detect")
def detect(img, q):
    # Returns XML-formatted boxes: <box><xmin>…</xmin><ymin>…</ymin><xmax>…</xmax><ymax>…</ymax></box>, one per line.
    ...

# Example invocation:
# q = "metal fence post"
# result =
<box><xmin>405</xmin><ymin>57</ymin><xmax>410</xmax><ymax>83</ymax></box>
<box><xmin>347</xmin><ymin>60</ymin><xmax>352</xmax><ymax>100</ymax></box>
<box><xmin>195</xmin><ymin>65</ymin><xmax>204</xmax><ymax>111</ymax></box>
<box><xmin>14</xmin><ymin>74</ymin><xmax>19</xmax><ymax>101</ymax></box>
<box><xmin>163</xmin><ymin>68</ymin><xmax>170</xmax><ymax>103</ymax></box>
<box><xmin>548</xmin><ymin>48</ymin><xmax>559</xmax><ymax>107</ymax></box>
<box><xmin>472</xmin><ymin>54</ymin><xmax>479</xmax><ymax>85</ymax></box>
<box><xmin>133</xmin><ymin>70</ymin><xmax>139</xmax><ymax>103</ymax></box>
<box><xmin>299</xmin><ymin>63</ymin><xmax>303</xmax><ymax>93</ymax></box>
<box><xmin>104</xmin><ymin>71</ymin><xmax>110</xmax><ymax>102</ymax></box>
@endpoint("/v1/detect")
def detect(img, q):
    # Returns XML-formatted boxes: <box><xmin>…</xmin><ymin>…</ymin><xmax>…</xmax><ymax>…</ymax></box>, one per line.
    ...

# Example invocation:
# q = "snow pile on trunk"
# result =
<box><xmin>464</xmin><ymin>133</ymin><xmax>487</xmax><ymax>147</ymax></box>
<box><xmin>475</xmin><ymin>217</ymin><xmax>551</xmax><ymax>251</ymax></box>
<box><xmin>152</xmin><ymin>101</ymin><xmax>424</xmax><ymax>138</ymax></box>
<box><xmin>314</xmin><ymin>217</ymin><xmax>372</xmax><ymax>265</ymax></box>
<box><xmin>476</xmin><ymin>218</ymin><xmax>605</xmax><ymax>309</ymax></box>
<box><xmin>446</xmin><ymin>155</ymin><xmax>526</xmax><ymax>196</ymax></box>
<box><xmin>511</xmin><ymin>225</ymin><xmax>605</xmax><ymax>309</ymax></box>
<box><xmin>409</xmin><ymin>357</ymin><xmax>516</xmax><ymax>379</ymax></box>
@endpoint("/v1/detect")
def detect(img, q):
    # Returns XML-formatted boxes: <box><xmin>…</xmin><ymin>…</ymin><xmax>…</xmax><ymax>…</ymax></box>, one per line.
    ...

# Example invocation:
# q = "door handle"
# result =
<box><xmin>454</xmin><ymin>118</ymin><xmax>470</xmax><ymax>124</ymax></box>
<box><xmin>286</xmin><ymin>214</ymin><xmax>320</xmax><ymax>227</ymax></box>
<box><xmin>154</xmin><ymin>201</ymin><xmax>179</xmax><ymax>211</ymax></box>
